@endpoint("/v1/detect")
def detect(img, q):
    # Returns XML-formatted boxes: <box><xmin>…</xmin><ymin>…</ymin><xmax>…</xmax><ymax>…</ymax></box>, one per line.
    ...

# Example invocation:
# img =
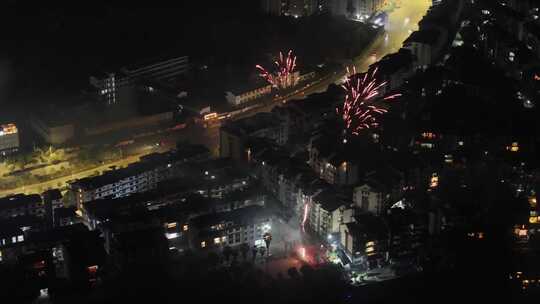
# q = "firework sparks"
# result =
<box><xmin>299</xmin><ymin>247</ymin><xmax>306</xmax><ymax>259</ymax></box>
<box><xmin>337</xmin><ymin>66</ymin><xmax>401</xmax><ymax>137</ymax></box>
<box><xmin>256</xmin><ymin>50</ymin><xmax>297</xmax><ymax>88</ymax></box>
<box><xmin>302</xmin><ymin>202</ymin><xmax>309</xmax><ymax>232</ymax></box>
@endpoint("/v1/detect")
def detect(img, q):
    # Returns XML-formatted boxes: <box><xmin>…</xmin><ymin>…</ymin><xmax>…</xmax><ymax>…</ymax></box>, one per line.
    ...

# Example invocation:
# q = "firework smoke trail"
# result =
<box><xmin>337</xmin><ymin>66</ymin><xmax>401</xmax><ymax>137</ymax></box>
<box><xmin>302</xmin><ymin>202</ymin><xmax>309</xmax><ymax>232</ymax></box>
<box><xmin>256</xmin><ymin>50</ymin><xmax>297</xmax><ymax>88</ymax></box>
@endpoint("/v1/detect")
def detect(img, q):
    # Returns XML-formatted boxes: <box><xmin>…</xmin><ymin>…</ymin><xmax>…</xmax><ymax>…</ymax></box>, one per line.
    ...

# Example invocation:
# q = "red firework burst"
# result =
<box><xmin>256</xmin><ymin>50</ymin><xmax>297</xmax><ymax>88</ymax></box>
<box><xmin>337</xmin><ymin>66</ymin><xmax>401</xmax><ymax>137</ymax></box>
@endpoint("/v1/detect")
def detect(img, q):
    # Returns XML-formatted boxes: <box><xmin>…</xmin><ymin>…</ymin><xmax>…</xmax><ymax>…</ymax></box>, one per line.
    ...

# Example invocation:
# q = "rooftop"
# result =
<box><xmin>314</xmin><ymin>187</ymin><xmax>345</xmax><ymax>212</ymax></box>
<box><xmin>0</xmin><ymin>215</ymin><xmax>45</xmax><ymax>234</ymax></box>
<box><xmin>365</xmin><ymin>166</ymin><xmax>403</xmax><ymax>190</ymax></box>
<box><xmin>371</xmin><ymin>48</ymin><xmax>415</xmax><ymax>76</ymax></box>
<box><xmin>42</xmin><ymin>189</ymin><xmax>62</xmax><ymax>201</ymax></box>
<box><xmin>27</xmin><ymin>223</ymin><xmax>90</xmax><ymax>244</ymax></box>
<box><xmin>346</xmin><ymin>213</ymin><xmax>388</xmax><ymax>240</ymax></box>
<box><xmin>221</xmin><ymin>112</ymin><xmax>282</xmax><ymax>137</ymax></box>
<box><xmin>404</xmin><ymin>29</ymin><xmax>441</xmax><ymax>45</ymax></box>
<box><xmin>71</xmin><ymin>148</ymin><xmax>209</xmax><ymax>190</ymax></box>
<box><xmin>190</xmin><ymin>205</ymin><xmax>273</xmax><ymax>231</ymax></box>
<box><xmin>54</xmin><ymin>206</ymin><xmax>77</xmax><ymax>218</ymax></box>
<box><xmin>113</xmin><ymin>227</ymin><xmax>167</xmax><ymax>251</ymax></box>
<box><xmin>0</xmin><ymin>194</ymin><xmax>42</xmax><ymax>212</ymax></box>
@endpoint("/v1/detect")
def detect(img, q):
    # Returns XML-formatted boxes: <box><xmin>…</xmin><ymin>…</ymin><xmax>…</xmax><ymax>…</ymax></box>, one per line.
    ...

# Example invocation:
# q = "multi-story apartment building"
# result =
<box><xmin>0</xmin><ymin>194</ymin><xmax>45</xmax><ymax>219</ymax></box>
<box><xmin>220</xmin><ymin>112</ymin><xmax>287</xmax><ymax>160</ymax></box>
<box><xmin>307</xmin><ymin>188</ymin><xmax>354</xmax><ymax>238</ymax></box>
<box><xmin>340</xmin><ymin>213</ymin><xmax>389</xmax><ymax>266</ymax></box>
<box><xmin>403</xmin><ymin>28</ymin><xmax>446</xmax><ymax>70</ymax></box>
<box><xmin>260</xmin><ymin>0</ymin><xmax>323</xmax><ymax>17</ymax></box>
<box><xmin>81</xmin><ymin>170</ymin><xmax>258</xmax><ymax>231</ymax></box>
<box><xmin>368</xmin><ymin>48</ymin><xmax>415</xmax><ymax>95</ymax></box>
<box><xmin>42</xmin><ymin>189</ymin><xmax>64</xmax><ymax>227</ymax></box>
<box><xmin>329</xmin><ymin>0</ymin><xmax>385</xmax><ymax>19</ymax></box>
<box><xmin>225</xmin><ymin>67</ymin><xmax>314</xmax><ymax>108</ymax></box>
<box><xmin>90</xmin><ymin>56</ymin><xmax>189</xmax><ymax>106</ymax></box>
<box><xmin>352</xmin><ymin>168</ymin><xmax>404</xmax><ymax>216</ymax></box>
<box><xmin>0</xmin><ymin>123</ymin><xmax>19</xmax><ymax>157</ymax></box>
<box><xmin>0</xmin><ymin>226</ymin><xmax>26</xmax><ymax>264</ymax></box>
<box><xmin>308</xmin><ymin>139</ymin><xmax>359</xmax><ymax>186</ymax></box>
<box><xmin>225</xmin><ymin>83</ymin><xmax>273</xmax><ymax>107</ymax></box>
<box><xmin>189</xmin><ymin>206</ymin><xmax>274</xmax><ymax>250</ymax></box>
<box><xmin>69</xmin><ymin>146</ymin><xmax>210</xmax><ymax>209</ymax></box>
<box><xmin>272</xmin><ymin>90</ymin><xmax>337</xmax><ymax>142</ymax></box>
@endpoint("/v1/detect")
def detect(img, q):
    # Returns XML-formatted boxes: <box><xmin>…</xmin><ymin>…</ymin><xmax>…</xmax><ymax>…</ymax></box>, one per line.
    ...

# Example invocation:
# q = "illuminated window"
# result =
<box><xmin>518</xmin><ymin>227</ymin><xmax>528</xmax><ymax>237</ymax></box>
<box><xmin>87</xmin><ymin>265</ymin><xmax>98</xmax><ymax>274</ymax></box>
<box><xmin>203</xmin><ymin>112</ymin><xmax>218</xmax><ymax>121</ymax></box>
<box><xmin>17</xmin><ymin>235</ymin><xmax>23</xmax><ymax>242</ymax></box>
<box><xmin>529</xmin><ymin>197</ymin><xmax>537</xmax><ymax>207</ymax></box>
<box><xmin>214</xmin><ymin>237</ymin><xmax>221</xmax><ymax>244</ymax></box>
<box><xmin>365</xmin><ymin>241</ymin><xmax>375</xmax><ymax>247</ymax></box>
<box><xmin>167</xmin><ymin>222</ymin><xmax>177</xmax><ymax>229</ymax></box>
<box><xmin>421</xmin><ymin>132</ymin><xmax>437</xmax><ymax>139</ymax></box>
<box><xmin>430</xmin><ymin>174</ymin><xmax>439</xmax><ymax>188</ymax></box>
<box><xmin>183</xmin><ymin>225</ymin><xmax>189</xmax><ymax>231</ymax></box>
<box><xmin>507</xmin><ymin>142</ymin><xmax>519</xmax><ymax>152</ymax></box>
<box><xmin>201</xmin><ymin>241</ymin><xmax>206</xmax><ymax>248</ymax></box>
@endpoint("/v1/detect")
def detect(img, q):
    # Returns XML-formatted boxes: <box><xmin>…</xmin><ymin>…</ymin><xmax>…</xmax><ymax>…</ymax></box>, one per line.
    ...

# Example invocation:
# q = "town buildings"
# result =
<box><xmin>220</xmin><ymin>112</ymin><xmax>287</xmax><ymax>160</ymax></box>
<box><xmin>89</xmin><ymin>56</ymin><xmax>189</xmax><ymax>107</ymax></box>
<box><xmin>329</xmin><ymin>0</ymin><xmax>386</xmax><ymax>20</ymax></box>
<box><xmin>69</xmin><ymin>146</ymin><xmax>210</xmax><ymax>209</ymax></box>
<box><xmin>189</xmin><ymin>206</ymin><xmax>274</xmax><ymax>250</ymax></box>
<box><xmin>260</xmin><ymin>0</ymin><xmax>323</xmax><ymax>17</ymax></box>
<box><xmin>30</xmin><ymin>113</ymin><xmax>75</xmax><ymax>145</ymax></box>
<box><xmin>0</xmin><ymin>194</ymin><xmax>45</xmax><ymax>219</ymax></box>
<box><xmin>0</xmin><ymin>123</ymin><xmax>19</xmax><ymax>157</ymax></box>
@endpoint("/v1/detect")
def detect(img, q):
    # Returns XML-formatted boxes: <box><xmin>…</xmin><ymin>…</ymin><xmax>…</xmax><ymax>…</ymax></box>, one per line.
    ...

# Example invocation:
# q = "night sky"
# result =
<box><xmin>0</xmin><ymin>2</ymin><xmax>259</xmax><ymax>109</ymax></box>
